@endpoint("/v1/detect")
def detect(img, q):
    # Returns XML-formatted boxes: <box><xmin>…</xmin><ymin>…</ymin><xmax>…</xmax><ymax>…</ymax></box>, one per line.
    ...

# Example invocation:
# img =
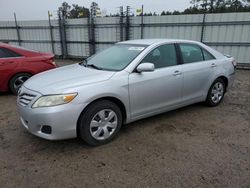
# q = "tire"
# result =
<box><xmin>78</xmin><ymin>100</ymin><xmax>123</xmax><ymax>146</ymax></box>
<box><xmin>9</xmin><ymin>73</ymin><xmax>32</xmax><ymax>95</ymax></box>
<box><xmin>205</xmin><ymin>78</ymin><xmax>225</xmax><ymax>107</ymax></box>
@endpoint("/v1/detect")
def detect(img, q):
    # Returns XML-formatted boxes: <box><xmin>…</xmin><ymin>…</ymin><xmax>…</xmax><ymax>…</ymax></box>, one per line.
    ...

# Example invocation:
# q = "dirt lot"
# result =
<box><xmin>0</xmin><ymin>60</ymin><xmax>249</xmax><ymax>188</ymax></box>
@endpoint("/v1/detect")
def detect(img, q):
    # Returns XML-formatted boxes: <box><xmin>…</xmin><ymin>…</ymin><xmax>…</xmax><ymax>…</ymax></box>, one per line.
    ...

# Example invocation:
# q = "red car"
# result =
<box><xmin>0</xmin><ymin>43</ymin><xmax>57</xmax><ymax>94</ymax></box>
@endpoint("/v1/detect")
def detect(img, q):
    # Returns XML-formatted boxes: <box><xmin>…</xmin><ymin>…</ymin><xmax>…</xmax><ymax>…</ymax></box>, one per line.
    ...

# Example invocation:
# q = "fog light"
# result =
<box><xmin>41</xmin><ymin>125</ymin><xmax>52</xmax><ymax>134</ymax></box>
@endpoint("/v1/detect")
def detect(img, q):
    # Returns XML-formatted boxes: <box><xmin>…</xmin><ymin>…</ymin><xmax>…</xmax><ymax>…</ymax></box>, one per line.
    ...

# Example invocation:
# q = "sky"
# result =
<box><xmin>0</xmin><ymin>0</ymin><xmax>191</xmax><ymax>21</ymax></box>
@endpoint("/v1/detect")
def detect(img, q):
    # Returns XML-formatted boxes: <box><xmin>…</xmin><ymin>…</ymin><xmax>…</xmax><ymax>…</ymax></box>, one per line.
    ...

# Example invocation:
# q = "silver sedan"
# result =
<box><xmin>17</xmin><ymin>39</ymin><xmax>236</xmax><ymax>146</ymax></box>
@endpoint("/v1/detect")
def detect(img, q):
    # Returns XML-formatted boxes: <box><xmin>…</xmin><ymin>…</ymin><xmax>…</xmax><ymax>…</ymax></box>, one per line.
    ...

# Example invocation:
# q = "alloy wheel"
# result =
<box><xmin>211</xmin><ymin>82</ymin><xmax>224</xmax><ymax>104</ymax></box>
<box><xmin>13</xmin><ymin>75</ymin><xmax>30</xmax><ymax>92</ymax></box>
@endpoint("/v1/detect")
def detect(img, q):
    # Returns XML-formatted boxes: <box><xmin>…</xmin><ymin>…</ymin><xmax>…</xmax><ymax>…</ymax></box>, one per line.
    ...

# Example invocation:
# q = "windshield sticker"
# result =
<box><xmin>128</xmin><ymin>47</ymin><xmax>145</xmax><ymax>51</ymax></box>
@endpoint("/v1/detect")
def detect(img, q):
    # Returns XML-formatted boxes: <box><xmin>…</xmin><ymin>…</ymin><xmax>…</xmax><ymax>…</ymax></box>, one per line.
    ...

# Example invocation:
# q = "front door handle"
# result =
<box><xmin>173</xmin><ymin>70</ymin><xmax>182</xmax><ymax>76</ymax></box>
<box><xmin>211</xmin><ymin>63</ymin><xmax>217</xmax><ymax>68</ymax></box>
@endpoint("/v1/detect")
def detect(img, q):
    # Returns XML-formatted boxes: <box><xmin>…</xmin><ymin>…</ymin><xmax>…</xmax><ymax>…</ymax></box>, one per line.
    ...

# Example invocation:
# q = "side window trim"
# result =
<box><xmin>201</xmin><ymin>47</ymin><xmax>205</xmax><ymax>60</ymax></box>
<box><xmin>175</xmin><ymin>43</ymin><xmax>184</xmax><ymax>65</ymax></box>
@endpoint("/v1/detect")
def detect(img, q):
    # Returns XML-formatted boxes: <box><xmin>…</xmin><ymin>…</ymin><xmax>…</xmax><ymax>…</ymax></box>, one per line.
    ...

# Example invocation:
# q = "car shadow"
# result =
<box><xmin>0</xmin><ymin>92</ymin><xmax>12</xmax><ymax>96</ymax></box>
<box><xmin>24</xmin><ymin>102</ymin><xmax>206</xmax><ymax>151</ymax></box>
<box><xmin>121</xmin><ymin>103</ymin><xmax>205</xmax><ymax>133</ymax></box>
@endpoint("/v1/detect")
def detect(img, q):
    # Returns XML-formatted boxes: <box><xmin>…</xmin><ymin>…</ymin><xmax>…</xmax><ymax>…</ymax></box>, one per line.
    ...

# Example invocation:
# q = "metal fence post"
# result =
<box><xmin>14</xmin><ymin>13</ymin><xmax>21</xmax><ymax>46</ymax></box>
<box><xmin>88</xmin><ymin>11</ymin><xmax>96</xmax><ymax>55</ymax></box>
<box><xmin>200</xmin><ymin>13</ymin><xmax>206</xmax><ymax>43</ymax></box>
<box><xmin>119</xmin><ymin>6</ymin><xmax>124</xmax><ymax>41</ymax></box>
<box><xmin>58</xmin><ymin>11</ymin><xmax>68</xmax><ymax>58</ymax></box>
<box><xmin>125</xmin><ymin>6</ymin><xmax>131</xmax><ymax>40</ymax></box>
<box><xmin>48</xmin><ymin>11</ymin><xmax>55</xmax><ymax>54</ymax></box>
<box><xmin>140</xmin><ymin>5</ymin><xmax>144</xmax><ymax>39</ymax></box>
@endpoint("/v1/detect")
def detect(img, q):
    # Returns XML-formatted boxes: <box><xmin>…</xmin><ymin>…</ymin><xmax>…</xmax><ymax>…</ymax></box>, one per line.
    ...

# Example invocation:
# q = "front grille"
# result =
<box><xmin>19</xmin><ymin>93</ymin><xmax>36</xmax><ymax>107</ymax></box>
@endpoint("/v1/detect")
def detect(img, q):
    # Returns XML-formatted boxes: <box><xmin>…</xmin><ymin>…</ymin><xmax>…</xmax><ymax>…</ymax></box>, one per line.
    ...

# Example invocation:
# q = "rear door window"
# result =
<box><xmin>202</xmin><ymin>49</ymin><xmax>215</xmax><ymax>61</ymax></box>
<box><xmin>179</xmin><ymin>44</ymin><xmax>204</xmax><ymax>64</ymax></box>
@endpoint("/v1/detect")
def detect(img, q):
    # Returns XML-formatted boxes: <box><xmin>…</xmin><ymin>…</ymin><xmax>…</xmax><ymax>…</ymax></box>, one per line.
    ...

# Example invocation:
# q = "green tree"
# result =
<box><xmin>58</xmin><ymin>2</ymin><xmax>71</xmax><ymax>18</ymax></box>
<box><xmin>172</xmin><ymin>10</ymin><xmax>181</xmax><ymax>15</ymax></box>
<box><xmin>183</xmin><ymin>6</ymin><xmax>201</xmax><ymax>14</ymax></box>
<box><xmin>144</xmin><ymin>12</ymin><xmax>153</xmax><ymax>16</ymax></box>
<box><xmin>90</xmin><ymin>2</ymin><xmax>100</xmax><ymax>17</ymax></box>
<box><xmin>229</xmin><ymin>0</ymin><xmax>250</xmax><ymax>10</ymax></box>
<box><xmin>190</xmin><ymin>0</ymin><xmax>250</xmax><ymax>12</ymax></box>
<box><xmin>161</xmin><ymin>11</ymin><xmax>166</xmax><ymax>15</ymax></box>
<box><xmin>69</xmin><ymin>4</ymin><xmax>89</xmax><ymax>18</ymax></box>
<box><xmin>190</xmin><ymin>0</ymin><xmax>218</xmax><ymax>12</ymax></box>
<box><xmin>58</xmin><ymin>2</ymin><xmax>90</xmax><ymax>19</ymax></box>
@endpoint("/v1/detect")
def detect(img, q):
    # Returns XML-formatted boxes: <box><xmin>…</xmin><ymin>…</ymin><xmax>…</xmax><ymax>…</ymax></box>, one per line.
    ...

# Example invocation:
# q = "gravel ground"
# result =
<box><xmin>0</xmin><ymin>60</ymin><xmax>249</xmax><ymax>188</ymax></box>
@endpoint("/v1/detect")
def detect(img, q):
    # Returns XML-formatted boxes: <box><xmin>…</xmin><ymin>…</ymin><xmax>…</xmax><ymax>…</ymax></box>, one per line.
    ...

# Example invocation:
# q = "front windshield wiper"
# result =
<box><xmin>79</xmin><ymin>59</ymin><xmax>103</xmax><ymax>70</ymax></box>
<box><xmin>79</xmin><ymin>59</ymin><xmax>87</xmax><ymax>66</ymax></box>
<box><xmin>86</xmin><ymin>64</ymin><xmax>103</xmax><ymax>70</ymax></box>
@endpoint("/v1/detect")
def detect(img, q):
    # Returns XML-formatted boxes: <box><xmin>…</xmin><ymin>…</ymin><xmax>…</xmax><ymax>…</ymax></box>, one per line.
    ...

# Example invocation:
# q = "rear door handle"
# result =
<box><xmin>173</xmin><ymin>70</ymin><xmax>182</xmax><ymax>76</ymax></box>
<box><xmin>211</xmin><ymin>63</ymin><xmax>217</xmax><ymax>68</ymax></box>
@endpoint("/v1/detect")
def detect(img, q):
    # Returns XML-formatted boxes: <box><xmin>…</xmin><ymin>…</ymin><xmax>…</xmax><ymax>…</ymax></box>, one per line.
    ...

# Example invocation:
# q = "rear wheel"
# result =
<box><xmin>78</xmin><ymin>100</ymin><xmax>122</xmax><ymax>146</ymax></box>
<box><xmin>9</xmin><ymin>73</ymin><xmax>31</xmax><ymax>95</ymax></box>
<box><xmin>205</xmin><ymin>78</ymin><xmax>225</xmax><ymax>107</ymax></box>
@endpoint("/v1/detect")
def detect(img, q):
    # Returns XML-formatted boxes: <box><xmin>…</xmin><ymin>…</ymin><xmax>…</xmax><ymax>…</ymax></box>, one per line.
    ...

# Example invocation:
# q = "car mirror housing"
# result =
<box><xmin>136</xmin><ymin>63</ymin><xmax>155</xmax><ymax>73</ymax></box>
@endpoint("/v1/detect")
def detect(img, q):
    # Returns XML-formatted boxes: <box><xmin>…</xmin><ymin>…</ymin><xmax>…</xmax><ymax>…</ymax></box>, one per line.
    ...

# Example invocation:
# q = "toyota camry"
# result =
<box><xmin>17</xmin><ymin>39</ymin><xmax>236</xmax><ymax>146</ymax></box>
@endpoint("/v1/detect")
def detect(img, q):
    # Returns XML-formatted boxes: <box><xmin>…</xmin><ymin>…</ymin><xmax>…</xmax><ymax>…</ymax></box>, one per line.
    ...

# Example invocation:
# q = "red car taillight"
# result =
<box><xmin>44</xmin><ymin>57</ymin><xmax>57</xmax><ymax>67</ymax></box>
<box><xmin>51</xmin><ymin>60</ymin><xmax>57</xmax><ymax>66</ymax></box>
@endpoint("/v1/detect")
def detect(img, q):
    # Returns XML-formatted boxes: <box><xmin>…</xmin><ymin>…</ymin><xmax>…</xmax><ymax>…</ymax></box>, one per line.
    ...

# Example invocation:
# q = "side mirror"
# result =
<box><xmin>136</xmin><ymin>63</ymin><xmax>155</xmax><ymax>73</ymax></box>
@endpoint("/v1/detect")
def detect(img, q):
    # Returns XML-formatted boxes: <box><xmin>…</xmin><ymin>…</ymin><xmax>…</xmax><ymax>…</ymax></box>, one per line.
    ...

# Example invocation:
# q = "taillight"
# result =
<box><xmin>232</xmin><ymin>60</ymin><xmax>237</xmax><ymax>68</ymax></box>
<box><xmin>44</xmin><ymin>57</ymin><xmax>57</xmax><ymax>66</ymax></box>
<box><xmin>51</xmin><ymin>61</ymin><xmax>57</xmax><ymax>66</ymax></box>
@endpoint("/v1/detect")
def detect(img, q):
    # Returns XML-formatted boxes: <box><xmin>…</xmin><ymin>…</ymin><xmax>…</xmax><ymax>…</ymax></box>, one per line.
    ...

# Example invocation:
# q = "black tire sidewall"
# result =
<box><xmin>9</xmin><ymin>73</ymin><xmax>31</xmax><ymax>95</ymax></box>
<box><xmin>206</xmin><ymin>78</ymin><xmax>225</xmax><ymax>107</ymax></box>
<box><xmin>79</xmin><ymin>100</ymin><xmax>122</xmax><ymax>146</ymax></box>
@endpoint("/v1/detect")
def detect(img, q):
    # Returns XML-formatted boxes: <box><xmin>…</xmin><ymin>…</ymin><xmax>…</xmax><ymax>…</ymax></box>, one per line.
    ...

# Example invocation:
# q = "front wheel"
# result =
<box><xmin>78</xmin><ymin>100</ymin><xmax>122</xmax><ymax>146</ymax></box>
<box><xmin>205</xmin><ymin>78</ymin><xmax>225</xmax><ymax>107</ymax></box>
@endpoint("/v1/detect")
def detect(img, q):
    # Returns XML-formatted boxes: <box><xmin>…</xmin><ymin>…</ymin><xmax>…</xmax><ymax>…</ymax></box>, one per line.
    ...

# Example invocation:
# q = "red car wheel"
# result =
<box><xmin>9</xmin><ymin>73</ymin><xmax>31</xmax><ymax>95</ymax></box>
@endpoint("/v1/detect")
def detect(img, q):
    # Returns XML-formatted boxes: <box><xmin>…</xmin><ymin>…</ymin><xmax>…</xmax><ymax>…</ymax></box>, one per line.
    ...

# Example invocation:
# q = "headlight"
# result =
<box><xmin>32</xmin><ymin>93</ymin><xmax>77</xmax><ymax>108</ymax></box>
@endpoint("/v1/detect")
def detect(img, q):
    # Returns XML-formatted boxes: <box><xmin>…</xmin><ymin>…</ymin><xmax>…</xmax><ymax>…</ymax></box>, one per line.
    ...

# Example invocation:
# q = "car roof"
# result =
<box><xmin>118</xmin><ymin>39</ymin><xmax>200</xmax><ymax>46</ymax></box>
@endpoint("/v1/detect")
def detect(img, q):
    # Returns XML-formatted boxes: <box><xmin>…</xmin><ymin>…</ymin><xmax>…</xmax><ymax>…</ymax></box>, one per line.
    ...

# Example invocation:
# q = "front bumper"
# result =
<box><xmin>17</xmin><ymin>87</ymin><xmax>86</xmax><ymax>140</ymax></box>
<box><xmin>228</xmin><ymin>71</ymin><xmax>236</xmax><ymax>89</ymax></box>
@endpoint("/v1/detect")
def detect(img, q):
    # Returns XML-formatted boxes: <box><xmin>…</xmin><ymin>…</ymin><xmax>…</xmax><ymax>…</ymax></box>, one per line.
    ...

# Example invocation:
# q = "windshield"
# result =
<box><xmin>83</xmin><ymin>44</ymin><xmax>147</xmax><ymax>71</ymax></box>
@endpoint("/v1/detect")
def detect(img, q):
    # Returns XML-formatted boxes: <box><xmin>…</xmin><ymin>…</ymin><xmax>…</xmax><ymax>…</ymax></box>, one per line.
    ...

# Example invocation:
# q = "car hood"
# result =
<box><xmin>24</xmin><ymin>64</ymin><xmax>116</xmax><ymax>94</ymax></box>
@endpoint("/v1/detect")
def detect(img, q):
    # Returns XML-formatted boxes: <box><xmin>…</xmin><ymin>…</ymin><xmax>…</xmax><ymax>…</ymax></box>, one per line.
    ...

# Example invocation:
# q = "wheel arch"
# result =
<box><xmin>217</xmin><ymin>76</ymin><xmax>228</xmax><ymax>88</ymax></box>
<box><xmin>76</xmin><ymin>96</ymin><xmax>128</xmax><ymax>137</ymax></box>
<box><xmin>216</xmin><ymin>75</ymin><xmax>228</xmax><ymax>91</ymax></box>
